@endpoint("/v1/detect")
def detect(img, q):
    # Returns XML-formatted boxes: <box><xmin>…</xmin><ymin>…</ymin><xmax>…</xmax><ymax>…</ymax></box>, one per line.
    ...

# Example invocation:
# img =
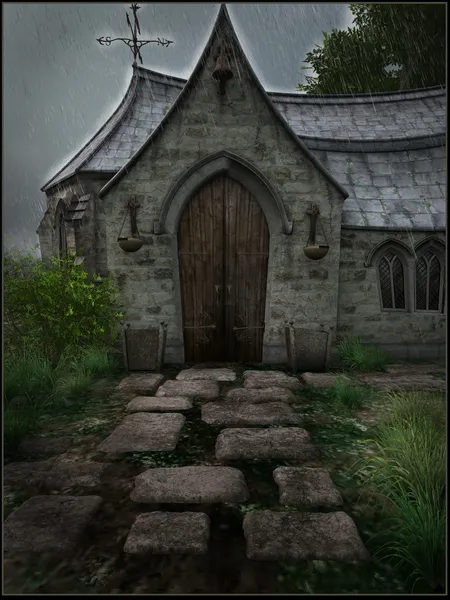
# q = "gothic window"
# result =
<box><xmin>377</xmin><ymin>251</ymin><xmax>406</xmax><ymax>310</ymax></box>
<box><xmin>415</xmin><ymin>248</ymin><xmax>444</xmax><ymax>312</ymax></box>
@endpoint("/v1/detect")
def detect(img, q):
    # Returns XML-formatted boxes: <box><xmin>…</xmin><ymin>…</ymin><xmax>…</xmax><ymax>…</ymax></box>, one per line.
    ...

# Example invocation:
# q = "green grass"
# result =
<box><xmin>355</xmin><ymin>390</ymin><xmax>446</xmax><ymax>592</ymax></box>
<box><xmin>81</xmin><ymin>346</ymin><xmax>120</xmax><ymax>377</ymax></box>
<box><xmin>333</xmin><ymin>377</ymin><xmax>365</xmax><ymax>409</ymax></box>
<box><xmin>338</xmin><ymin>337</ymin><xmax>388</xmax><ymax>372</ymax></box>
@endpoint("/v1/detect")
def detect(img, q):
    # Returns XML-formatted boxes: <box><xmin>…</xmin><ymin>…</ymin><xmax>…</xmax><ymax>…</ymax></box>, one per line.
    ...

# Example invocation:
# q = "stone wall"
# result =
<box><xmin>101</xmin><ymin>18</ymin><xmax>345</xmax><ymax>364</ymax></box>
<box><xmin>336</xmin><ymin>229</ymin><xmax>446</xmax><ymax>362</ymax></box>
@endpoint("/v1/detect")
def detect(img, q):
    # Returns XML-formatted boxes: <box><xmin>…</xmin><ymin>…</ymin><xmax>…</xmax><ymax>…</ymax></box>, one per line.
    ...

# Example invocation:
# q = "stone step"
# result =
<box><xmin>124</xmin><ymin>512</ymin><xmax>210</xmax><ymax>556</ymax></box>
<box><xmin>19</xmin><ymin>436</ymin><xmax>73</xmax><ymax>457</ymax></box>
<box><xmin>176</xmin><ymin>368</ymin><xmax>236</xmax><ymax>382</ymax></box>
<box><xmin>243</xmin><ymin>510</ymin><xmax>370</xmax><ymax>561</ymax></box>
<box><xmin>156</xmin><ymin>380</ymin><xmax>220</xmax><ymax>399</ymax></box>
<box><xmin>4</xmin><ymin>495</ymin><xmax>102</xmax><ymax>554</ymax></box>
<box><xmin>215</xmin><ymin>428</ymin><xmax>320</xmax><ymax>461</ymax></box>
<box><xmin>97</xmin><ymin>413</ymin><xmax>185</xmax><ymax>454</ymax></box>
<box><xmin>117</xmin><ymin>373</ymin><xmax>164</xmax><ymax>395</ymax></box>
<box><xmin>243</xmin><ymin>370</ymin><xmax>301</xmax><ymax>391</ymax></box>
<box><xmin>130</xmin><ymin>466</ymin><xmax>249</xmax><ymax>504</ymax></box>
<box><xmin>226</xmin><ymin>387</ymin><xmax>295</xmax><ymax>404</ymax></box>
<box><xmin>358</xmin><ymin>372</ymin><xmax>446</xmax><ymax>392</ymax></box>
<box><xmin>126</xmin><ymin>396</ymin><xmax>193</xmax><ymax>412</ymax></box>
<box><xmin>4</xmin><ymin>460</ymin><xmax>108</xmax><ymax>491</ymax></box>
<box><xmin>201</xmin><ymin>401</ymin><xmax>301</xmax><ymax>426</ymax></box>
<box><xmin>300</xmin><ymin>372</ymin><xmax>342</xmax><ymax>388</ymax></box>
<box><xmin>273</xmin><ymin>467</ymin><xmax>343</xmax><ymax>506</ymax></box>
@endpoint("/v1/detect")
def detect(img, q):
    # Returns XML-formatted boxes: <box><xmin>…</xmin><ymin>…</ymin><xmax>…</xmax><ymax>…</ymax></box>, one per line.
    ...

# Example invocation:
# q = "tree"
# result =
<box><xmin>298</xmin><ymin>4</ymin><xmax>446</xmax><ymax>94</ymax></box>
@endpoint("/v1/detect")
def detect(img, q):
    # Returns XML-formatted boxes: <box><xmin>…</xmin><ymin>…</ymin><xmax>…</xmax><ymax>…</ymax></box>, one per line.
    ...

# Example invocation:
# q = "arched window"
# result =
<box><xmin>415</xmin><ymin>242</ymin><xmax>445</xmax><ymax>312</ymax></box>
<box><xmin>378</xmin><ymin>251</ymin><xmax>406</xmax><ymax>310</ymax></box>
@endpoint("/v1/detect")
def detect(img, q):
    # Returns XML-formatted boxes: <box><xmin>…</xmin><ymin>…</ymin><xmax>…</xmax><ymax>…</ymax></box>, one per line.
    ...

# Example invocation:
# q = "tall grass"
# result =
<box><xmin>338</xmin><ymin>337</ymin><xmax>388</xmax><ymax>372</ymax></box>
<box><xmin>357</xmin><ymin>390</ymin><xmax>446</xmax><ymax>591</ymax></box>
<box><xmin>81</xmin><ymin>346</ymin><xmax>120</xmax><ymax>377</ymax></box>
<box><xmin>333</xmin><ymin>377</ymin><xmax>365</xmax><ymax>409</ymax></box>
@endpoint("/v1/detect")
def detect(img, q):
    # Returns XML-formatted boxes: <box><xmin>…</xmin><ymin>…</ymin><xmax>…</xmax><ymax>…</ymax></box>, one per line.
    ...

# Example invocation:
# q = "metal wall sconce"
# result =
<box><xmin>212</xmin><ymin>44</ymin><xmax>233</xmax><ymax>95</ymax></box>
<box><xmin>303</xmin><ymin>202</ymin><xmax>329</xmax><ymax>260</ymax></box>
<box><xmin>117</xmin><ymin>197</ymin><xmax>144</xmax><ymax>252</ymax></box>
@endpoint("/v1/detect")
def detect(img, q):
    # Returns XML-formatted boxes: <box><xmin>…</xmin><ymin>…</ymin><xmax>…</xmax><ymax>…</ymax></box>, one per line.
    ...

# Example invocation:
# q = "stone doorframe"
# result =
<box><xmin>156</xmin><ymin>151</ymin><xmax>293</xmax><ymax>364</ymax></box>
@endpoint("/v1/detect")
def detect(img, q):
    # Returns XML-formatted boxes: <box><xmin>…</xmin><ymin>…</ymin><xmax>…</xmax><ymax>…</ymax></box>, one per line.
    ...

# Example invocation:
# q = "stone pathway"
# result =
<box><xmin>14</xmin><ymin>364</ymin><xmax>444</xmax><ymax>567</ymax></box>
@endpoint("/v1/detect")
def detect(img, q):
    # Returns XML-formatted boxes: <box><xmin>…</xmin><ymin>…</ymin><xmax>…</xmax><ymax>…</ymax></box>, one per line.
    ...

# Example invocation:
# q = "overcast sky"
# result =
<box><xmin>3</xmin><ymin>2</ymin><xmax>352</xmax><ymax>252</ymax></box>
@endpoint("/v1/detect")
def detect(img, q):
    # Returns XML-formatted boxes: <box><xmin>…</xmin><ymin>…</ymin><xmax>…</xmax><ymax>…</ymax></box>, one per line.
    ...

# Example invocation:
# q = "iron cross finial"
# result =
<box><xmin>97</xmin><ymin>4</ymin><xmax>173</xmax><ymax>67</ymax></box>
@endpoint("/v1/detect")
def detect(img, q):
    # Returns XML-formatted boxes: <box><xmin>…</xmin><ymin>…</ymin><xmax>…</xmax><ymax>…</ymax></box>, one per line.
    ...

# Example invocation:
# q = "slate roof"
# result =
<box><xmin>42</xmin><ymin>60</ymin><xmax>446</xmax><ymax>232</ymax></box>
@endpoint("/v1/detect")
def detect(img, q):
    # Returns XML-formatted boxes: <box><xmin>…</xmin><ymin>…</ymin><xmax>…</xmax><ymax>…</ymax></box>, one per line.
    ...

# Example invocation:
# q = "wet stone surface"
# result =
<box><xmin>117</xmin><ymin>373</ymin><xmax>164</xmax><ymax>396</ymax></box>
<box><xmin>243</xmin><ymin>370</ymin><xmax>302</xmax><ymax>391</ymax></box>
<box><xmin>123</xmin><ymin>512</ymin><xmax>210</xmax><ymax>556</ymax></box>
<box><xmin>176</xmin><ymin>368</ymin><xmax>236</xmax><ymax>382</ymax></box>
<box><xmin>97</xmin><ymin>413</ymin><xmax>185</xmax><ymax>454</ymax></box>
<box><xmin>300</xmin><ymin>372</ymin><xmax>342</xmax><ymax>388</ymax></box>
<box><xmin>358</xmin><ymin>372</ymin><xmax>446</xmax><ymax>392</ymax></box>
<box><xmin>156</xmin><ymin>380</ymin><xmax>220</xmax><ymax>399</ymax></box>
<box><xmin>201</xmin><ymin>401</ymin><xmax>301</xmax><ymax>426</ymax></box>
<box><xmin>126</xmin><ymin>396</ymin><xmax>193</xmax><ymax>412</ymax></box>
<box><xmin>215</xmin><ymin>428</ymin><xmax>320</xmax><ymax>461</ymax></box>
<box><xmin>130</xmin><ymin>466</ymin><xmax>249</xmax><ymax>504</ymax></box>
<box><xmin>4</xmin><ymin>495</ymin><xmax>103</xmax><ymax>554</ymax></box>
<box><xmin>19</xmin><ymin>436</ymin><xmax>73</xmax><ymax>457</ymax></box>
<box><xmin>225</xmin><ymin>387</ymin><xmax>295</xmax><ymax>403</ymax></box>
<box><xmin>273</xmin><ymin>466</ymin><xmax>343</xmax><ymax>506</ymax></box>
<box><xmin>243</xmin><ymin>510</ymin><xmax>370</xmax><ymax>562</ymax></box>
<box><xmin>4</xmin><ymin>460</ymin><xmax>109</xmax><ymax>491</ymax></box>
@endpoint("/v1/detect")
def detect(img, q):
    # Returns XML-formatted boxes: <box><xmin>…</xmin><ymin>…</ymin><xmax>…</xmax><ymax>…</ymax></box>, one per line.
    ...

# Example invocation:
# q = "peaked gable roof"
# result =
<box><xmin>98</xmin><ymin>3</ymin><xmax>348</xmax><ymax>199</ymax></box>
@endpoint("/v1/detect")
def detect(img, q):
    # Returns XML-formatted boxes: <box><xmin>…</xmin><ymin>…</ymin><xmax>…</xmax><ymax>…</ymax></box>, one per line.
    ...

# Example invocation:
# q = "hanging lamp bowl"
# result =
<box><xmin>303</xmin><ymin>244</ymin><xmax>329</xmax><ymax>260</ymax></box>
<box><xmin>118</xmin><ymin>237</ymin><xmax>144</xmax><ymax>253</ymax></box>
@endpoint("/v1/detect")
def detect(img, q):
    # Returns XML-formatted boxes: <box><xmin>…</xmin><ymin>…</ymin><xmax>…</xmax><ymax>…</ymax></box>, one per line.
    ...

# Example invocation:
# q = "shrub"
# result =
<box><xmin>338</xmin><ymin>337</ymin><xmax>387</xmax><ymax>372</ymax></box>
<box><xmin>4</xmin><ymin>249</ymin><xmax>123</xmax><ymax>362</ymax></box>
<box><xmin>81</xmin><ymin>346</ymin><xmax>120</xmax><ymax>377</ymax></box>
<box><xmin>357</xmin><ymin>391</ymin><xmax>446</xmax><ymax>591</ymax></box>
<box><xmin>333</xmin><ymin>377</ymin><xmax>365</xmax><ymax>409</ymax></box>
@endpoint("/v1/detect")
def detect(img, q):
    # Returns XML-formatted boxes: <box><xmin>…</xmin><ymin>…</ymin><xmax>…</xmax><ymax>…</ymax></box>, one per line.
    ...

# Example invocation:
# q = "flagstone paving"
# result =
<box><xmin>97</xmin><ymin>413</ymin><xmax>185</xmax><ymax>454</ymax></box>
<box><xmin>176</xmin><ymin>368</ymin><xmax>236</xmax><ymax>382</ymax></box>
<box><xmin>358</xmin><ymin>372</ymin><xmax>446</xmax><ymax>392</ymax></box>
<box><xmin>215</xmin><ymin>428</ymin><xmax>320</xmax><ymax>461</ymax></box>
<box><xmin>226</xmin><ymin>387</ymin><xmax>295</xmax><ymax>403</ymax></box>
<box><xmin>243</xmin><ymin>510</ymin><xmax>370</xmax><ymax>561</ymax></box>
<box><xmin>273</xmin><ymin>466</ymin><xmax>343</xmax><ymax>507</ymax></box>
<box><xmin>201</xmin><ymin>401</ymin><xmax>301</xmax><ymax>426</ymax></box>
<box><xmin>156</xmin><ymin>379</ymin><xmax>220</xmax><ymax>399</ymax></box>
<box><xmin>4</xmin><ymin>495</ymin><xmax>102</xmax><ymax>554</ymax></box>
<box><xmin>130</xmin><ymin>466</ymin><xmax>249</xmax><ymax>504</ymax></box>
<box><xmin>243</xmin><ymin>370</ymin><xmax>302</xmax><ymax>391</ymax></box>
<box><xmin>300</xmin><ymin>372</ymin><xmax>343</xmax><ymax>388</ymax></box>
<box><xmin>19</xmin><ymin>436</ymin><xmax>73</xmax><ymax>457</ymax></box>
<box><xmin>126</xmin><ymin>396</ymin><xmax>193</xmax><ymax>412</ymax></box>
<box><xmin>123</xmin><ymin>512</ymin><xmax>210</xmax><ymax>556</ymax></box>
<box><xmin>4</xmin><ymin>460</ymin><xmax>108</xmax><ymax>491</ymax></box>
<box><xmin>117</xmin><ymin>373</ymin><xmax>164</xmax><ymax>395</ymax></box>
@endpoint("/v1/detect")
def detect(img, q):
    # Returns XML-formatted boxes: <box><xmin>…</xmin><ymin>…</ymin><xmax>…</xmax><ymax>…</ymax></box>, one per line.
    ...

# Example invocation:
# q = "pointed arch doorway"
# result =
<box><xmin>178</xmin><ymin>175</ymin><xmax>270</xmax><ymax>363</ymax></box>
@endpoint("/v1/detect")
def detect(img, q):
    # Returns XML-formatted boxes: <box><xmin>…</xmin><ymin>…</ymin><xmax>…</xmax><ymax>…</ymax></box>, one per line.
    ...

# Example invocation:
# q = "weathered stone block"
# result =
<box><xmin>156</xmin><ymin>380</ymin><xmax>220</xmax><ymax>399</ymax></box>
<box><xmin>243</xmin><ymin>370</ymin><xmax>301</xmax><ymax>391</ymax></box>
<box><xmin>126</xmin><ymin>396</ymin><xmax>193</xmax><ymax>412</ymax></box>
<box><xmin>117</xmin><ymin>372</ymin><xmax>164</xmax><ymax>394</ymax></box>
<box><xmin>273</xmin><ymin>467</ymin><xmax>343</xmax><ymax>506</ymax></box>
<box><xmin>4</xmin><ymin>461</ymin><xmax>108</xmax><ymax>491</ymax></box>
<box><xmin>176</xmin><ymin>368</ymin><xmax>236</xmax><ymax>382</ymax></box>
<box><xmin>201</xmin><ymin>401</ymin><xmax>301</xmax><ymax>426</ymax></box>
<box><xmin>226</xmin><ymin>387</ymin><xmax>295</xmax><ymax>403</ymax></box>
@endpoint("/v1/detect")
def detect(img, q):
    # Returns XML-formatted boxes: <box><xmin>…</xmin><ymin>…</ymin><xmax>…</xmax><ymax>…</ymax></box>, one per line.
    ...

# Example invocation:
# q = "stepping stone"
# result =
<box><xmin>97</xmin><ymin>413</ymin><xmax>185</xmax><ymax>454</ymax></box>
<box><xmin>358</xmin><ymin>373</ymin><xmax>446</xmax><ymax>392</ymax></box>
<box><xmin>4</xmin><ymin>495</ymin><xmax>102</xmax><ymax>554</ymax></box>
<box><xmin>301</xmin><ymin>372</ymin><xmax>341</xmax><ymax>388</ymax></box>
<box><xmin>126</xmin><ymin>396</ymin><xmax>193</xmax><ymax>412</ymax></box>
<box><xmin>215</xmin><ymin>428</ymin><xmax>320</xmax><ymax>461</ymax></box>
<box><xmin>117</xmin><ymin>373</ymin><xmax>164</xmax><ymax>395</ymax></box>
<box><xmin>273</xmin><ymin>467</ymin><xmax>343</xmax><ymax>506</ymax></box>
<box><xmin>387</xmin><ymin>363</ymin><xmax>446</xmax><ymax>375</ymax></box>
<box><xmin>19</xmin><ymin>436</ymin><xmax>73</xmax><ymax>457</ymax></box>
<box><xmin>243</xmin><ymin>510</ymin><xmax>370</xmax><ymax>561</ymax></box>
<box><xmin>176</xmin><ymin>368</ymin><xmax>236</xmax><ymax>382</ymax></box>
<box><xmin>243</xmin><ymin>370</ymin><xmax>301</xmax><ymax>391</ymax></box>
<box><xmin>156</xmin><ymin>380</ymin><xmax>219</xmax><ymax>399</ymax></box>
<box><xmin>4</xmin><ymin>460</ymin><xmax>108</xmax><ymax>491</ymax></box>
<box><xmin>123</xmin><ymin>512</ymin><xmax>210</xmax><ymax>556</ymax></box>
<box><xmin>201</xmin><ymin>401</ymin><xmax>301</xmax><ymax>426</ymax></box>
<box><xmin>226</xmin><ymin>387</ymin><xmax>295</xmax><ymax>403</ymax></box>
<box><xmin>130</xmin><ymin>466</ymin><xmax>249</xmax><ymax>503</ymax></box>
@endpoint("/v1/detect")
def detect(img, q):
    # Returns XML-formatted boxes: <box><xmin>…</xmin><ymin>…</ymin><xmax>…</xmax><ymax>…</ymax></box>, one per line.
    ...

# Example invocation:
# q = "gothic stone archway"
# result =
<box><xmin>178</xmin><ymin>174</ymin><xmax>269</xmax><ymax>362</ymax></box>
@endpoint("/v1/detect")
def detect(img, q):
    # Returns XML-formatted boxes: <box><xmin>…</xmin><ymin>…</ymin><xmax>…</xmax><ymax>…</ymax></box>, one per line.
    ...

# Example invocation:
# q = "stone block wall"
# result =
<box><xmin>102</xmin><ymin>19</ymin><xmax>345</xmax><ymax>364</ymax></box>
<box><xmin>336</xmin><ymin>229</ymin><xmax>446</xmax><ymax>362</ymax></box>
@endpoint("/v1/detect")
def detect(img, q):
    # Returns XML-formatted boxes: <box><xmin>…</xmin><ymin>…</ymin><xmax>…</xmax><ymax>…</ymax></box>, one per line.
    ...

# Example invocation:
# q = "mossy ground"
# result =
<box><xmin>3</xmin><ymin>365</ymin><xmax>444</xmax><ymax>594</ymax></box>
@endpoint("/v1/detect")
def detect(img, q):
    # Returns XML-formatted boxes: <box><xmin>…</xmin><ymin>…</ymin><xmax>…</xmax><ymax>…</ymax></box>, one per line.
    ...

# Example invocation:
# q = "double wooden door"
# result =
<box><xmin>178</xmin><ymin>175</ymin><xmax>269</xmax><ymax>362</ymax></box>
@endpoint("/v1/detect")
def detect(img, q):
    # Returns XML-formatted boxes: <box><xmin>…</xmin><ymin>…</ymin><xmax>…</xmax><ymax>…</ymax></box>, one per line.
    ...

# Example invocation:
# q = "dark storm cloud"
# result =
<box><xmin>3</xmin><ymin>3</ymin><xmax>352</xmax><ymax>252</ymax></box>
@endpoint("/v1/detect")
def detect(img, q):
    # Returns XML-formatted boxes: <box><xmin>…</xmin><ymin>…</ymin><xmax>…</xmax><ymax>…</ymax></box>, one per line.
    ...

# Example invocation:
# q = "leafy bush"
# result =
<box><xmin>333</xmin><ymin>377</ymin><xmax>365</xmax><ymax>409</ymax></box>
<box><xmin>4</xmin><ymin>249</ymin><xmax>123</xmax><ymax>362</ymax></box>
<box><xmin>357</xmin><ymin>390</ymin><xmax>446</xmax><ymax>591</ymax></box>
<box><xmin>338</xmin><ymin>337</ymin><xmax>387</xmax><ymax>372</ymax></box>
<box><xmin>81</xmin><ymin>346</ymin><xmax>120</xmax><ymax>377</ymax></box>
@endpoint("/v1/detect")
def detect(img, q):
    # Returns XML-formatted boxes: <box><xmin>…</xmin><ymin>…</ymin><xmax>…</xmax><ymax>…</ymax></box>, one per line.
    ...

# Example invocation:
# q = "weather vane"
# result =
<box><xmin>97</xmin><ymin>3</ymin><xmax>173</xmax><ymax>67</ymax></box>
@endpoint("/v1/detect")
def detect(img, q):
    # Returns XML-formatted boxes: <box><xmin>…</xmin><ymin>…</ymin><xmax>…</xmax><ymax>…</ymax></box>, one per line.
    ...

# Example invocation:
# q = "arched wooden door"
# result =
<box><xmin>178</xmin><ymin>175</ymin><xmax>269</xmax><ymax>363</ymax></box>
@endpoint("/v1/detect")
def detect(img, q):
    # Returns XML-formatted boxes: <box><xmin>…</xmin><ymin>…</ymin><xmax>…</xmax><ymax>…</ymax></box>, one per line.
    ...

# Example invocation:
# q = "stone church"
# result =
<box><xmin>37</xmin><ymin>5</ymin><xmax>446</xmax><ymax>368</ymax></box>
